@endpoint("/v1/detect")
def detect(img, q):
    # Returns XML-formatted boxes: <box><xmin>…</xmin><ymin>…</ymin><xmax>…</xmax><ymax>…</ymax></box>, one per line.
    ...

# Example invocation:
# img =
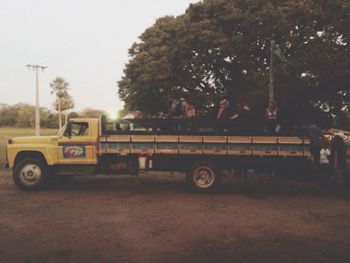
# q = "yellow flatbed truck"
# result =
<box><xmin>5</xmin><ymin>116</ymin><xmax>347</xmax><ymax>193</ymax></box>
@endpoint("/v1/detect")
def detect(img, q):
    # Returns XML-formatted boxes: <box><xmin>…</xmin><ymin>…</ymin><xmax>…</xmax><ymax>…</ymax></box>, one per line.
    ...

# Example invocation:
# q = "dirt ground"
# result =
<box><xmin>1</xmin><ymin>169</ymin><xmax>350</xmax><ymax>263</ymax></box>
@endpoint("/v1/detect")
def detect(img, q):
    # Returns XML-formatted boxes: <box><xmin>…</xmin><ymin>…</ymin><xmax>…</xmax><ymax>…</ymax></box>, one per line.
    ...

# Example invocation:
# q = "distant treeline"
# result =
<box><xmin>0</xmin><ymin>103</ymin><xmax>105</xmax><ymax>128</ymax></box>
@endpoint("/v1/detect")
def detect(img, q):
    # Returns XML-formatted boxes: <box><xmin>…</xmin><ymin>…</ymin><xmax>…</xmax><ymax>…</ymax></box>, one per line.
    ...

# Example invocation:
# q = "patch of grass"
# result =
<box><xmin>0</xmin><ymin>127</ymin><xmax>57</xmax><ymax>164</ymax></box>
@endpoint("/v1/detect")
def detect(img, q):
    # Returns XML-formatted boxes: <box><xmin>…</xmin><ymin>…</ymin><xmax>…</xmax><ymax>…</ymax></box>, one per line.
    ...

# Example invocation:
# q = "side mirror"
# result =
<box><xmin>64</xmin><ymin>122</ymin><xmax>72</xmax><ymax>138</ymax></box>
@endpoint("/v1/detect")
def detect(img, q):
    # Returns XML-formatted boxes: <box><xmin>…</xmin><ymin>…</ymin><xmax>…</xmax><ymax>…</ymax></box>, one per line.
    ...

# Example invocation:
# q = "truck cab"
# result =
<box><xmin>57</xmin><ymin>119</ymin><xmax>99</xmax><ymax>165</ymax></box>
<box><xmin>6</xmin><ymin>118</ymin><xmax>99</xmax><ymax>190</ymax></box>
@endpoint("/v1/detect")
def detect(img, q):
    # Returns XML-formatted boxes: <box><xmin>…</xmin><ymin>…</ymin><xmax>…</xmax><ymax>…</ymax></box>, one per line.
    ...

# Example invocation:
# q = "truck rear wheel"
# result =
<box><xmin>13</xmin><ymin>158</ymin><xmax>48</xmax><ymax>191</ymax></box>
<box><xmin>186</xmin><ymin>162</ymin><xmax>221</xmax><ymax>193</ymax></box>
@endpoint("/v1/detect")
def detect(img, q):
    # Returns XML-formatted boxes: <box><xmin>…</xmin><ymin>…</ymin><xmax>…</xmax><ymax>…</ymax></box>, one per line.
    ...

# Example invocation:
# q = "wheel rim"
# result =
<box><xmin>193</xmin><ymin>167</ymin><xmax>215</xmax><ymax>188</ymax></box>
<box><xmin>19</xmin><ymin>164</ymin><xmax>42</xmax><ymax>186</ymax></box>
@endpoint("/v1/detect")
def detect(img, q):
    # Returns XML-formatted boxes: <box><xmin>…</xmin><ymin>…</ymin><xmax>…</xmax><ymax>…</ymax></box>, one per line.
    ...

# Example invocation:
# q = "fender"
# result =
<box><xmin>7</xmin><ymin>144</ymin><xmax>57</xmax><ymax>168</ymax></box>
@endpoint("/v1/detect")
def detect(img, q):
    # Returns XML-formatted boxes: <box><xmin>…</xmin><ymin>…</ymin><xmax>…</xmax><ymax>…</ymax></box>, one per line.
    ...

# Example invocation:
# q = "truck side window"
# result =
<box><xmin>65</xmin><ymin>122</ymin><xmax>89</xmax><ymax>137</ymax></box>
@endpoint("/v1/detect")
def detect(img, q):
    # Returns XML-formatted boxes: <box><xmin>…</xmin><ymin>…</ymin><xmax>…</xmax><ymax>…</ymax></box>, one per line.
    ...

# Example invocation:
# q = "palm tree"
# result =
<box><xmin>60</xmin><ymin>94</ymin><xmax>74</xmax><ymax>125</ymax></box>
<box><xmin>50</xmin><ymin>77</ymin><xmax>70</xmax><ymax>129</ymax></box>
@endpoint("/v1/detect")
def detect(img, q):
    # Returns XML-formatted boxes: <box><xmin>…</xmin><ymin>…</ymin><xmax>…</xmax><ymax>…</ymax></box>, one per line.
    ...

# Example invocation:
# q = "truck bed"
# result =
<box><xmin>99</xmin><ymin>134</ymin><xmax>310</xmax><ymax>158</ymax></box>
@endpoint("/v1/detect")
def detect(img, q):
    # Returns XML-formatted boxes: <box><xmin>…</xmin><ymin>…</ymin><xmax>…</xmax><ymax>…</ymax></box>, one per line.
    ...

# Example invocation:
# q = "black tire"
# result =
<box><xmin>13</xmin><ymin>157</ymin><xmax>48</xmax><ymax>191</ymax></box>
<box><xmin>186</xmin><ymin>161</ymin><xmax>221</xmax><ymax>193</ymax></box>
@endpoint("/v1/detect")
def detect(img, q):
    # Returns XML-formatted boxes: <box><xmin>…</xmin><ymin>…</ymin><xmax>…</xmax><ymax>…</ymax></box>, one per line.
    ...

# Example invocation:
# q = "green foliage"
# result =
<box><xmin>68</xmin><ymin>112</ymin><xmax>80</xmax><ymax>119</ymax></box>
<box><xmin>0</xmin><ymin>104</ymin><xmax>18</xmax><ymax>126</ymax></box>
<box><xmin>0</xmin><ymin>104</ymin><xmax>58</xmax><ymax>128</ymax></box>
<box><xmin>0</xmin><ymin>104</ymin><xmax>104</xmax><ymax>128</ymax></box>
<box><xmin>80</xmin><ymin>108</ymin><xmax>105</xmax><ymax>118</ymax></box>
<box><xmin>118</xmin><ymin>0</ymin><xmax>350</xmax><ymax>126</ymax></box>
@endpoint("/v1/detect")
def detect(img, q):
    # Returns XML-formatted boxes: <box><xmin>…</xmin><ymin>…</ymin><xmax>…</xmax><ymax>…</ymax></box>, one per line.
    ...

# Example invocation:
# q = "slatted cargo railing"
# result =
<box><xmin>99</xmin><ymin>135</ymin><xmax>311</xmax><ymax>158</ymax></box>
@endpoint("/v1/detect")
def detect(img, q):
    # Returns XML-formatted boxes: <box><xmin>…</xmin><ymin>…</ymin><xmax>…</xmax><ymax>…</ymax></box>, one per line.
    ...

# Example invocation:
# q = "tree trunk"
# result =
<box><xmin>65</xmin><ymin>111</ymin><xmax>68</xmax><ymax>125</ymax></box>
<box><xmin>58</xmin><ymin>100</ymin><xmax>62</xmax><ymax>129</ymax></box>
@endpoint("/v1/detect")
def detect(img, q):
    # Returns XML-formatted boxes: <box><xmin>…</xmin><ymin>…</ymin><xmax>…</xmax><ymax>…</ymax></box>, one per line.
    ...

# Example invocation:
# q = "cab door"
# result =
<box><xmin>58</xmin><ymin>121</ymin><xmax>97</xmax><ymax>165</ymax></box>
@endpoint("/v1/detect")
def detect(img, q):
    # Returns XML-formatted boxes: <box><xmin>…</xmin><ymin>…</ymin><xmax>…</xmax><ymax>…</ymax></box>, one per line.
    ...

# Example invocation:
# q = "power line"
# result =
<box><xmin>26</xmin><ymin>64</ymin><xmax>47</xmax><ymax>136</ymax></box>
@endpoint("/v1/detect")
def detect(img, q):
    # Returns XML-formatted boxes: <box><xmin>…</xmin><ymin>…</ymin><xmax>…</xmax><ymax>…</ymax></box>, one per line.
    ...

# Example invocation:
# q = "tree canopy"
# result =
<box><xmin>118</xmin><ymin>0</ymin><xmax>350</xmax><ymax>127</ymax></box>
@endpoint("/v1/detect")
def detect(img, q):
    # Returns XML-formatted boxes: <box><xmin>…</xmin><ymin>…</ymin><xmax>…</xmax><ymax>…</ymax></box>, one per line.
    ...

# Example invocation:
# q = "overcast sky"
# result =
<box><xmin>0</xmin><ymin>0</ymin><xmax>198</xmax><ymax>112</ymax></box>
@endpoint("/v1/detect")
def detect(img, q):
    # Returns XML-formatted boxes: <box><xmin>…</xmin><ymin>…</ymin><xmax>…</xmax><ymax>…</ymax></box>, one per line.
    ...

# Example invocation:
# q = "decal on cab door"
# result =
<box><xmin>63</xmin><ymin>145</ymin><xmax>86</xmax><ymax>158</ymax></box>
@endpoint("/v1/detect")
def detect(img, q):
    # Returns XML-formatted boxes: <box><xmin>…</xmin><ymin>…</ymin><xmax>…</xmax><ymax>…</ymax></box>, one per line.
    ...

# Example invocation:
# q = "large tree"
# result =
<box><xmin>118</xmin><ymin>0</ymin><xmax>350</xmax><ymax>127</ymax></box>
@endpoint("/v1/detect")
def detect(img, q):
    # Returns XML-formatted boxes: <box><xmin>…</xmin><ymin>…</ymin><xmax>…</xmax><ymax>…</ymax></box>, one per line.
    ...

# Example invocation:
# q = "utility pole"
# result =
<box><xmin>269</xmin><ymin>39</ymin><xmax>275</xmax><ymax>102</ymax></box>
<box><xmin>26</xmin><ymin>65</ymin><xmax>47</xmax><ymax>136</ymax></box>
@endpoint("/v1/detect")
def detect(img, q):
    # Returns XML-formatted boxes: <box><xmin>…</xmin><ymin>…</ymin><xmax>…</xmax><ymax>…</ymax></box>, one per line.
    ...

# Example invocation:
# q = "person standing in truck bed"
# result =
<box><xmin>215</xmin><ymin>99</ymin><xmax>230</xmax><ymax>132</ymax></box>
<box><xmin>332</xmin><ymin>132</ymin><xmax>347</xmax><ymax>188</ymax></box>
<box><xmin>238</xmin><ymin>102</ymin><xmax>252</xmax><ymax>132</ymax></box>
<box><xmin>265</xmin><ymin>101</ymin><xmax>278</xmax><ymax>133</ymax></box>
<box><xmin>216</xmin><ymin>99</ymin><xmax>230</xmax><ymax>120</ymax></box>
<box><xmin>170</xmin><ymin>95</ymin><xmax>188</xmax><ymax>119</ymax></box>
<box><xmin>303</xmin><ymin>123</ymin><xmax>325</xmax><ymax>167</ymax></box>
<box><xmin>170</xmin><ymin>95</ymin><xmax>188</xmax><ymax>130</ymax></box>
<box><xmin>319</xmin><ymin>142</ymin><xmax>332</xmax><ymax>188</ymax></box>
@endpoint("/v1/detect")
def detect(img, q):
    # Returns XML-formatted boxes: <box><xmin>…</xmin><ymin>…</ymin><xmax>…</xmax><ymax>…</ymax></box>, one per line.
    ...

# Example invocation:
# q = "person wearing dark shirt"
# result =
<box><xmin>303</xmin><ymin>124</ymin><xmax>325</xmax><ymax>167</ymax></box>
<box><xmin>332</xmin><ymin>133</ymin><xmax>347</xmax><ymax>169</ymax></box>
<box><xmin>265</xmin><ymin>101</ymin><xmax>278</xmax><ymax>133</ymax></box>
<box><xmin>238</xmin><ymin>103</ymin><xmax>252</xmax><ymax>132</ymax></box>
<box><xmin>332</xmin><ymin>132</ymin><xmax>347</xmax><ymax>188</ymax></box>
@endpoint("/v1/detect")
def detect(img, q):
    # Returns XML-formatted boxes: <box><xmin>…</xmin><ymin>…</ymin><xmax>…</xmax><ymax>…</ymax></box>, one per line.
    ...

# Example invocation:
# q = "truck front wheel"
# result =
<box><xmin>13</xmin><ymin>158</ymin><xmax>48</xmax><ymax>191</ymax></box>
<box><xmin>186</xmin><ymin>162</ymin><xmax>221</xmax><ymax>193</ymax></box>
